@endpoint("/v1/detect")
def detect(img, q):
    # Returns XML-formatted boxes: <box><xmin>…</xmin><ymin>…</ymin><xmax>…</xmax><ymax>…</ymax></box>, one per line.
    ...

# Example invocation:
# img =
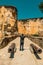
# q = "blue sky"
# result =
<box><xmin>0</xmin><ymin>0</ymin><xmax>43</xmax><ymax>19</ymax></box>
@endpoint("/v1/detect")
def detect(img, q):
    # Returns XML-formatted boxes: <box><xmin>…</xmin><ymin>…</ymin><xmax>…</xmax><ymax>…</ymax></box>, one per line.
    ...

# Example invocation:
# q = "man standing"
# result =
<box><xmin>20</xmin><ymin>34</ymin><xmax>25</xmax><ymax>51</ymax></box>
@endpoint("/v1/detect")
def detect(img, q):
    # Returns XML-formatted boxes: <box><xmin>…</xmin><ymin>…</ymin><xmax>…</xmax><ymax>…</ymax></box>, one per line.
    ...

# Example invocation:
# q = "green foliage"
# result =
<box><xmin>38</xmin><ymin>2</ymin><xmax>43</xmax><ymax>13</ymax></box>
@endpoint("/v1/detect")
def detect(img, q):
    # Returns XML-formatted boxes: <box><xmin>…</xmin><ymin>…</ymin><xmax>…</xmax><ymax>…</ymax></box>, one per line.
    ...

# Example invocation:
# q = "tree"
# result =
<box><xmin>38</xmin><ymin>2</ymin><xmax>43</xmax><ymax>13</ymax></box>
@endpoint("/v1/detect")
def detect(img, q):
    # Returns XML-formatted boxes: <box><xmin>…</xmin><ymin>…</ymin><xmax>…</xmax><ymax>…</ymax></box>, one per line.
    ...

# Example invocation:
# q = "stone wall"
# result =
<box><xmin>0</xmin><ymin>6</ymin><xmax>17</xmax><ymax>40</ymax></box>
<box><xmin>18</xmin><ymin>18</ymin><xmax>43</xmax><ymax>35</ymax></box>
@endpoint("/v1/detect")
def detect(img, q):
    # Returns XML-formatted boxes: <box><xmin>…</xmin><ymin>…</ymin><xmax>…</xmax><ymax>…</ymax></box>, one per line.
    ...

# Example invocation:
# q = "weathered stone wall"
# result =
<box><xmin>0</xmin><ymin>6</ymin><xmax>17</xmax><ymax>40</ymax></box>
<box><xmin>18</xmin><ymin>18</ymin><xmax>43</xmax><ymax>35</ymax></box>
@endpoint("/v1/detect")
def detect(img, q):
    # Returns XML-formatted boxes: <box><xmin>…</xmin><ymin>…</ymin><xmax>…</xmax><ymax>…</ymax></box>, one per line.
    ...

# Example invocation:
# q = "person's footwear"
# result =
<box><xmin>20</xmin><ymin>49</ymin><xmax>21</xmax><ymax>51</ymax></box>
<box><xmin>22</xmin><ymin>49</ymin><xmax>24</xmax><ymax>51</ymax></box>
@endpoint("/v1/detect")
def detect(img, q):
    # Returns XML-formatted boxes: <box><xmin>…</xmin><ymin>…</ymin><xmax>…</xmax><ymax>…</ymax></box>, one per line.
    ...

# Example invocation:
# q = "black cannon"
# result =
<box><xmin>30</xmin><ymin>44</ymin><xmax>42</xmax><ymax>54</ymax></box>
<box><xmin>8</xmin><ymin>43</ymin><xmax>16</xmax><ymax>58</ymax></box>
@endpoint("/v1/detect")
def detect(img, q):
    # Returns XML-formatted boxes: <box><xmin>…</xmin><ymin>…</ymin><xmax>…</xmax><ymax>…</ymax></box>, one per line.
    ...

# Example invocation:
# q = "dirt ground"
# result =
<box><xmin>0</xmin><ymin>37</ymin><xmax>43</xmax><ymax>65</ymax></box>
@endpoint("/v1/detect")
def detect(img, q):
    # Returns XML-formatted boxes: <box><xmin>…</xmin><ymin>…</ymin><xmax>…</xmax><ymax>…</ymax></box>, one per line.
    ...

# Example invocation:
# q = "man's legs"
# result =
<box><xmin>20</xmin><ymin>43</ymin><xmax>24</xmax><ymax>51</ymax></box>
<box><xmin>22</xmin><ymin>43</ymin><xmax>24</xmax><ymax>51</ymax></box>
<box><xmin>20</xmin><ymin>43</ymin><xmax>22</xmax><ymax>50</ymax></box>
<box><xmin>20</xmin><ymin>42</ymin><xmax>24</xmax><ymax>51</ymax></box>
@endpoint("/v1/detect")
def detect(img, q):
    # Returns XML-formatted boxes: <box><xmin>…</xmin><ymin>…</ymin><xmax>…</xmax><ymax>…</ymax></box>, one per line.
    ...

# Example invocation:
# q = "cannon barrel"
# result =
<box><xmin>8</xmin><ymin>43</ymin><xmax>16</xmax><ymax>53</ymax></box>
<box><xmin>30</xmin><ymin>44</ymin><xmax>42</xmax><ymax>54</ymax></box>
